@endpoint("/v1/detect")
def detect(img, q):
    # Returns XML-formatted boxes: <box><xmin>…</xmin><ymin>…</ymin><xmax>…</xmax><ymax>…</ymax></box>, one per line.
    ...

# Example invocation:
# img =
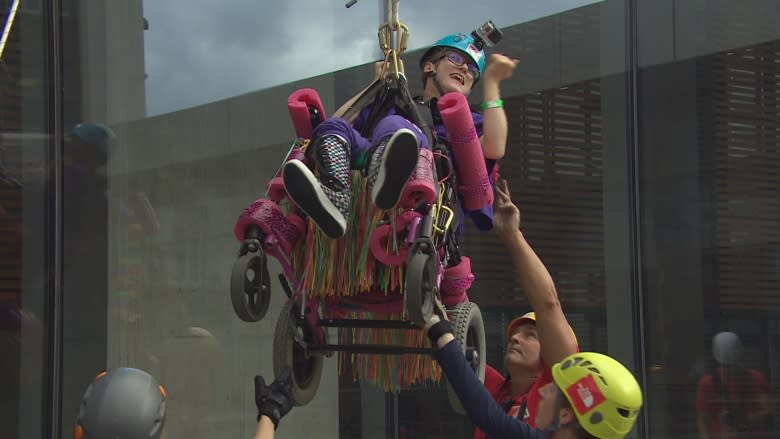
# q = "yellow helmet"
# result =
<box><xmin>551</xmin><ymin>352</ymin><xmax>642</xmax><ymax>439</ymax></box>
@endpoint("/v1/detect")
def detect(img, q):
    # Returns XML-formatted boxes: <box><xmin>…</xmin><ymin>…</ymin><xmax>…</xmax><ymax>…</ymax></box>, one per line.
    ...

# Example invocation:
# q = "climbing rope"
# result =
<box><xmin>377</xmin><ymin>0</ymin><xmax>408</xmax><ymax>78</ymax></box>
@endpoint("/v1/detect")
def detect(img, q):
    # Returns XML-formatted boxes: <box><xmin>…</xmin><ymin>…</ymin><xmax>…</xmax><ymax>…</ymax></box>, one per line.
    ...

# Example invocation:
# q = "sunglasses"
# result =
<box><xmin>440</xmin><ymin>51</ymin><xmax>480</xmax><ymax>79</ymax></box>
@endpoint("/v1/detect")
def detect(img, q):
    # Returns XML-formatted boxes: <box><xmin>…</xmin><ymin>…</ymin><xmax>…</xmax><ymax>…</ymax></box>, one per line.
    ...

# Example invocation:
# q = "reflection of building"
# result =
<box><xmin>2</xmin><ymin>0</ymin><xmax>147</xmax><ymax>126</ymax></box>
<box><xmin>63</xmin><ymin>1</ymin><xmax>147</xmax><ymax>124</ymax></box>
<box><xmin>1</xmin><ymin>2</ymin><xmax>27</xmax><ymax>435</ymax></box>
<box><xmin>0</xmin><ymin>0</ymin><xmax>148</xmax><ymax>309</ymax></box>
<box><xmin>1</xmin><ymin>2</ymin><xmax>149</xmax><ymax>437</ymax></box>
<box><xmin>708</xmin><ymin>42</ymin><xmax>780</xmax><ymax>312</ymax></box>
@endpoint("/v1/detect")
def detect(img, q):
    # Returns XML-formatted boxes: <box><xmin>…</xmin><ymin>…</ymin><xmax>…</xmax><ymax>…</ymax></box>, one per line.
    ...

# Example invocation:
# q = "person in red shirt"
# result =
<box><xmin>475</xmin><ymin>179</ymin><xmax>579</xmax><ymax>439</ymax></box>
<box><xmin>695</xmin><ymin>331</ymin><xmax>775</xmax><ymax>439</ymax></box>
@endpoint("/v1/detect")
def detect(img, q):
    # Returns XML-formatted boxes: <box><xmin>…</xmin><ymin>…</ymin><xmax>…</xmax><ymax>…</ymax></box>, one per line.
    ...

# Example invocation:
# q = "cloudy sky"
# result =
<box><xmin>142</xmin><ymin>0</ymin><xmax>601</xmax><ymax>116</ymax></box>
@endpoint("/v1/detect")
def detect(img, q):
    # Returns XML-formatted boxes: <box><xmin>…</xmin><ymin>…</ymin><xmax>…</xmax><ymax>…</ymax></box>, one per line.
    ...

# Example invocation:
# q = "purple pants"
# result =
<box><xmin>312</xmin><ymin>115</ymin><xmax>429</xmax><ymax>167</ymax></box>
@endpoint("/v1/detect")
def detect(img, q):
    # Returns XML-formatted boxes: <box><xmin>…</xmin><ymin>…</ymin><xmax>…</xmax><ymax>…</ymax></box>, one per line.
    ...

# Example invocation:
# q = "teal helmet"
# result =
<box><xmin>69</xmin><ymin>123</ymin><xmax>116</xmax><ymax>165</ymax></box>
<box><xmin>72</xmin><ymin>123</ymin><xmax>116</xmax><ymax>147</ymax></box>
<box><xmin>419</xmin><ymin>33</ymin><xmax>487</xmax><ymax>83</ymax></box>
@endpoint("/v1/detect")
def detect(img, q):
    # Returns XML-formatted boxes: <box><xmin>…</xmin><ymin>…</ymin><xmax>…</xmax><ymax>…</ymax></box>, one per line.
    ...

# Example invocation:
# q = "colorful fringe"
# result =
<box><xmin>338</xmin><ymin>311</ymin><xmax>443</xmax><ymax>392</ymax></box>
<box><xmin>291</xmin><ymin>171</ymin><xmax>443</xmax><ymax>390</ymax></box>
<box><xmin>294</xmin><ymin>172</ymin><xmax>405</xmax><ymax>296</ymax></box>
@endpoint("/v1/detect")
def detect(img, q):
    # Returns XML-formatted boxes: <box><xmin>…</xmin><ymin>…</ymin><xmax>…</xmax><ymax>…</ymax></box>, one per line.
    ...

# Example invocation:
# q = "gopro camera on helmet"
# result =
<box><xmin>471</xmin><ymin>20</ymin><xmax>503</xmax><ymax>49</ymax></box>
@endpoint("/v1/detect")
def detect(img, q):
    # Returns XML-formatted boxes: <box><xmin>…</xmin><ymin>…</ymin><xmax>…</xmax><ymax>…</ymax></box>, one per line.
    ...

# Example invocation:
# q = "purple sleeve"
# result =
<box><xmin>352</xmin><ymin>105</ymin><xmax>373</xmax><ymax>133</ymax></box>
<box><xmin>434</xmin><ymin>341</ymin><xmax>542</xmax><ymax>439</ymax></box>
<box><xmin>472</xmin><ymin>111</ymin><xmax>484</xmax><ymax>137</ymax></box>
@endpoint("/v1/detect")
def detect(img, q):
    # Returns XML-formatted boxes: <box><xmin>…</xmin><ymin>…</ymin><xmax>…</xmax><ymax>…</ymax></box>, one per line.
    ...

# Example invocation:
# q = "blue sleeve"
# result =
<box><xmin>434</xmin><ymin>341</ymin><xmax>543</xmax><ymax>439</ymax></box>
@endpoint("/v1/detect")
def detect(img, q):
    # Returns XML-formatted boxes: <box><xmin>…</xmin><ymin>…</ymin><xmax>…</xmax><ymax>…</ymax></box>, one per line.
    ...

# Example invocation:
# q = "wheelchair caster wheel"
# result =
<box><xmin>230</xmin><ymin>248</ymin><xmax>271</xmax><ymax>322</ymax></box>
<box><xmin>405</xmin><ymin>252</ymin><xmax>437</xmax><ymax>327</ymax></box>
<box><xmin>445</xmin><ymin>301</ymin><xmax>486</xmax><ymax>415</ymax></box>
<box><xmin>273</xmin><ymin>301</ymin><xmax>324</xmax><ymax>406</ymax></box>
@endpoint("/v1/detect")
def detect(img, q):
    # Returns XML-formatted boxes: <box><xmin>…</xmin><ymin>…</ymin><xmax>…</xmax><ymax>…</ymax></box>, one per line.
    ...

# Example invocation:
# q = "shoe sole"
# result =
<box><xmin>372</xmin><ymin>129</ymin><xmax>419</xmax><ymax>210</ymax></box>
<box><xmin>283</xmin><ymin>161</ymin><xmax>346</xmax><ymax>239</ymax></box>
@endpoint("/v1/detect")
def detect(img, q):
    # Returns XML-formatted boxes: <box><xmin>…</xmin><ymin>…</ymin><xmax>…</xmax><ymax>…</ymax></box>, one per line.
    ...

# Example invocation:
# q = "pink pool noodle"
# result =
<box><xmin>287</xmin><ymin>88</ymin><xmax>327</xmax><ymax>138</ymax></box>
<box><xmin>437</xmin><ymin>92</ymin><xmax>493</xmax><ymax>211</ymax></box>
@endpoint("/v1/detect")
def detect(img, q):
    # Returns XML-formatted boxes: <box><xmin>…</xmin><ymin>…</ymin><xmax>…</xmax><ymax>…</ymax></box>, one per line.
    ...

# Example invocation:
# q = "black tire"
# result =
<box><xmin>230</xmin><ymin>249</ymin><xmax>271</xmax><ymax>322</ymax></box>
<box><xmin>272</xmin><ymin>301</ymin><xmax>324</xmax><ymax>406</ymax></box>
<box><xmin>405</xmin><ymin>252</ymin><xmax>436</xmax><ymax>327</ymax></box>
<box><xmin>445</xmin><ymin>301</ymin><xmax>486</xmax><ymax>415</ymax></box>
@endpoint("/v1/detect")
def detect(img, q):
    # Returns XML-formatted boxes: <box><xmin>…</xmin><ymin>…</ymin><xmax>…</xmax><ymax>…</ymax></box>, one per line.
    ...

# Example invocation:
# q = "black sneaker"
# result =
<box><xmin>283</xmin><ymin>160</ymin><xmax>347</xmax><ymax>239</ymax></box>
<box><xmin>371</xmin><ymin>129</ymin><xmax>420</xmax><ymax>210</ymax></box>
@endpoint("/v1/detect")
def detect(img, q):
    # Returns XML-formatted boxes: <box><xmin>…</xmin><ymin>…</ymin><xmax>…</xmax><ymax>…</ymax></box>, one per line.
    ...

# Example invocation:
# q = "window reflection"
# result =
<box><xmin>0</xmin><ymin>0</ymin><xmax>773</xmax><ymax>438</ymax></box>
<box><xmin>638</xmin><ymin>2</ymin><xmax>780</xmax><ymax>438</ymax></box>
<box><xmin>0</xmin><ymin>1</ymin><xmax>51</xmax><ymax>437</ymax></box>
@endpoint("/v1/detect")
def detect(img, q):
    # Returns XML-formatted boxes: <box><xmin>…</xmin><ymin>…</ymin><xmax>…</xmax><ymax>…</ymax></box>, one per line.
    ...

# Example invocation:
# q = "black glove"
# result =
<box><xmin>255</xmin><ymin>369</ymin><xmax>294</xmax><ymax>429</ymax></box>
<box><xmin>424</xmin><ymin>296</ymin><xmax>453</xmax><ymax>344</ymax></box>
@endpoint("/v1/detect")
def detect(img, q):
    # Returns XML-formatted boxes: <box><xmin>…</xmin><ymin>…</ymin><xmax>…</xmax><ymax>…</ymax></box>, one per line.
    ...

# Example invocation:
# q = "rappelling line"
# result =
<box><xmin>339</xmin><ymin>0</ymin><xmax>413</xmax><ymax>124</ymax></box>
<box><xmin>377</xmin><ymin>0</ymin><xmax>408</xmax><ymax>79</ymax></box>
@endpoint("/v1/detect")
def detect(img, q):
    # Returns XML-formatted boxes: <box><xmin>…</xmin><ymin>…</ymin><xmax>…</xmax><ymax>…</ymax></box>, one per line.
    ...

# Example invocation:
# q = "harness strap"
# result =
<box><xmin>341</xmin><ymin>79</ymin><xmax>386</xmax><ymax>124</ymax></box>
<box><xmin>394</xmin><ymin>76</ymin><xmax>435</xmax><ymax>146</ymax></box>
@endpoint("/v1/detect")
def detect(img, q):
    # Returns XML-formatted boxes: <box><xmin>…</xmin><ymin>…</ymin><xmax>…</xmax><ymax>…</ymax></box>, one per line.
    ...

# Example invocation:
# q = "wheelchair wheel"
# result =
<box><xmin>273</xmin><ymin>301</ymin><xmax>324</xmax><ymax>406</ymax></box>
<box><xmin>405</xmin><ymin>252</ymin><xmax>437</xmax><ymax>327</ymax></box>
<box><xmin>445</xmin><ymin>301</ymin><xmax>486</xmax><ymax>415</ymax></box>
<box><xmin>230</xmin><ymin>249</ymin><xmax>271</xmax><ymax>322</ymax></box>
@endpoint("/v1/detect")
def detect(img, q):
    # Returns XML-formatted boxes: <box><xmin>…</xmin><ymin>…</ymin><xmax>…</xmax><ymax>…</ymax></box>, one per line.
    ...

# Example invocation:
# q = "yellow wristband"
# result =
<box><xmin>481</xmin><ymin>99</ymin><xmax>504</xmax><ymax>110</ymax></box>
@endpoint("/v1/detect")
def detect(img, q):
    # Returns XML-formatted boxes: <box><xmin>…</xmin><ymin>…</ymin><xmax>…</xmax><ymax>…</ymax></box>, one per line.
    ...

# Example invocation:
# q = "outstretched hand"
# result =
<box><xmin>423</xmin><ymin>295</ymin><xmax>449</xmax><ymax>332</ymax></box>
<box><xmin>493</xmin><ymin>179</ymin><xmax>521</xmax><ymax>237</ymax></box>
<box><xmin>423</xmin><ymin>294</ymin><xmax>455</xmax><ymax>348</ymax></box>
<box><xmin>255</xmin><ymin>369</ymin><xmax>294</xmax><ymax>429</ymax></box>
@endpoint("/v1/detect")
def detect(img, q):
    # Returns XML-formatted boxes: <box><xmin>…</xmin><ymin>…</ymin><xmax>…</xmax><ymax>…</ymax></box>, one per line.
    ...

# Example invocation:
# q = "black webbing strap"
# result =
<box><xmin>393</xmin><ymin>75</ymin><xmax>435</xmax><ymax>147</ymax></box>
<box><xmin>345</xmin><ymin>74</ymin><xmax>436</xmax><ymax>149</ymax></box>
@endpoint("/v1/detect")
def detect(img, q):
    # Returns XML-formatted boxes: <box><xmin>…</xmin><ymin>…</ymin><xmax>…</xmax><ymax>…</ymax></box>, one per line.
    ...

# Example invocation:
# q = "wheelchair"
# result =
<box><xmin>229</xmin><ymin>78</ymin><xmax>488</xmax><ymax>414</ymax></box>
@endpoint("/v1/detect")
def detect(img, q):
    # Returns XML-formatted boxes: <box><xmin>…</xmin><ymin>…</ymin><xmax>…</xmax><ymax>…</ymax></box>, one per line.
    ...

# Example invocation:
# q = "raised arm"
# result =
<box><xmin>748</xmin><ymin>370</ymin><xmax>775</xmax><ymax>422</ymax></box>
<box><xmin>479</xmin><ymin>54</ymin><xmax>518</xmax><ymax>160</ymax></box>
<box><xmin>253</xmin><ymin>370</ymin><xmax>294</xmax><ymax>439</ymax></box>
<box><xmin>254</xmin><ymin>416</ymin><xmax>277</xmax><ymax>439</ymax></box>
<box><xmin>492</xmin><ymin>179</ymin><xmax>578</xmax><ymax>366</ymax></box>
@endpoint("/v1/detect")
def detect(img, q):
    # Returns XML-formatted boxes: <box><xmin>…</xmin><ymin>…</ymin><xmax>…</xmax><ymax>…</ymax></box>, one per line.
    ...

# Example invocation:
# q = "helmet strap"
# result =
<box><xmin>431</xmin><ymin>71</ymin><xmax>447</xmax><ymax>97</ymax></box>
<box><xmin>428</xmin><ymin>57</ymin><xmax>451</xmax><ymax>97</ymax></box>
<box><xmin>421</xmin><ymin>56</ymin><xmax>448</xmax><ymax>97</ymax></box>
<box><xmin>542</xmin><ymin>388</ymin><xmax>566</xmax><ymax>438</ymax></box>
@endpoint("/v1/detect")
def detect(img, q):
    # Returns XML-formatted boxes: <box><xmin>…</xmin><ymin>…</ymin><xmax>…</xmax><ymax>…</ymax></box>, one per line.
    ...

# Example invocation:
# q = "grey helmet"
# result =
<box><xmin>712</xmin><ymin>331</ymin><xmax>743</xmax><ymax>366</ymax></box>
<box><xmin>75</xmin><ymin>367</ymin><xmax>167</xmax><ymax>439</ymax></box>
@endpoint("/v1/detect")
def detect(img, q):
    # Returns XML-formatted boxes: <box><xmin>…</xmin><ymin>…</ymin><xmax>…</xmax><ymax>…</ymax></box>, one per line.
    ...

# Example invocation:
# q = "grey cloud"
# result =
<box><xmin>143</xmin><ymin>0</ymin><xmax>601</xmax><ymax>116</ymax></box>
<box><xmin>144</xmin><ymin>0</ymin><xmax>380</xmax><ymax>115</ymax></box>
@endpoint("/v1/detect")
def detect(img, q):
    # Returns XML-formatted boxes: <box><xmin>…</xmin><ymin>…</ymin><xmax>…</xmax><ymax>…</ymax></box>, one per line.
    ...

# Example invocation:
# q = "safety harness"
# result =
<box><xmin>341</xmin><ymin>0</ymin><xmax>435</xmax><ymax>149</ymax></box>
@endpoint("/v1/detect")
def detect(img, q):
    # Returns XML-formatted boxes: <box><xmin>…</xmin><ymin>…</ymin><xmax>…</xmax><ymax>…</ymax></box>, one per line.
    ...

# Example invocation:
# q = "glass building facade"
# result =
<box><xmin>1</xmin><ymin>0</ymin><xmax>778</xmax><ymax>438</ymax></box>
